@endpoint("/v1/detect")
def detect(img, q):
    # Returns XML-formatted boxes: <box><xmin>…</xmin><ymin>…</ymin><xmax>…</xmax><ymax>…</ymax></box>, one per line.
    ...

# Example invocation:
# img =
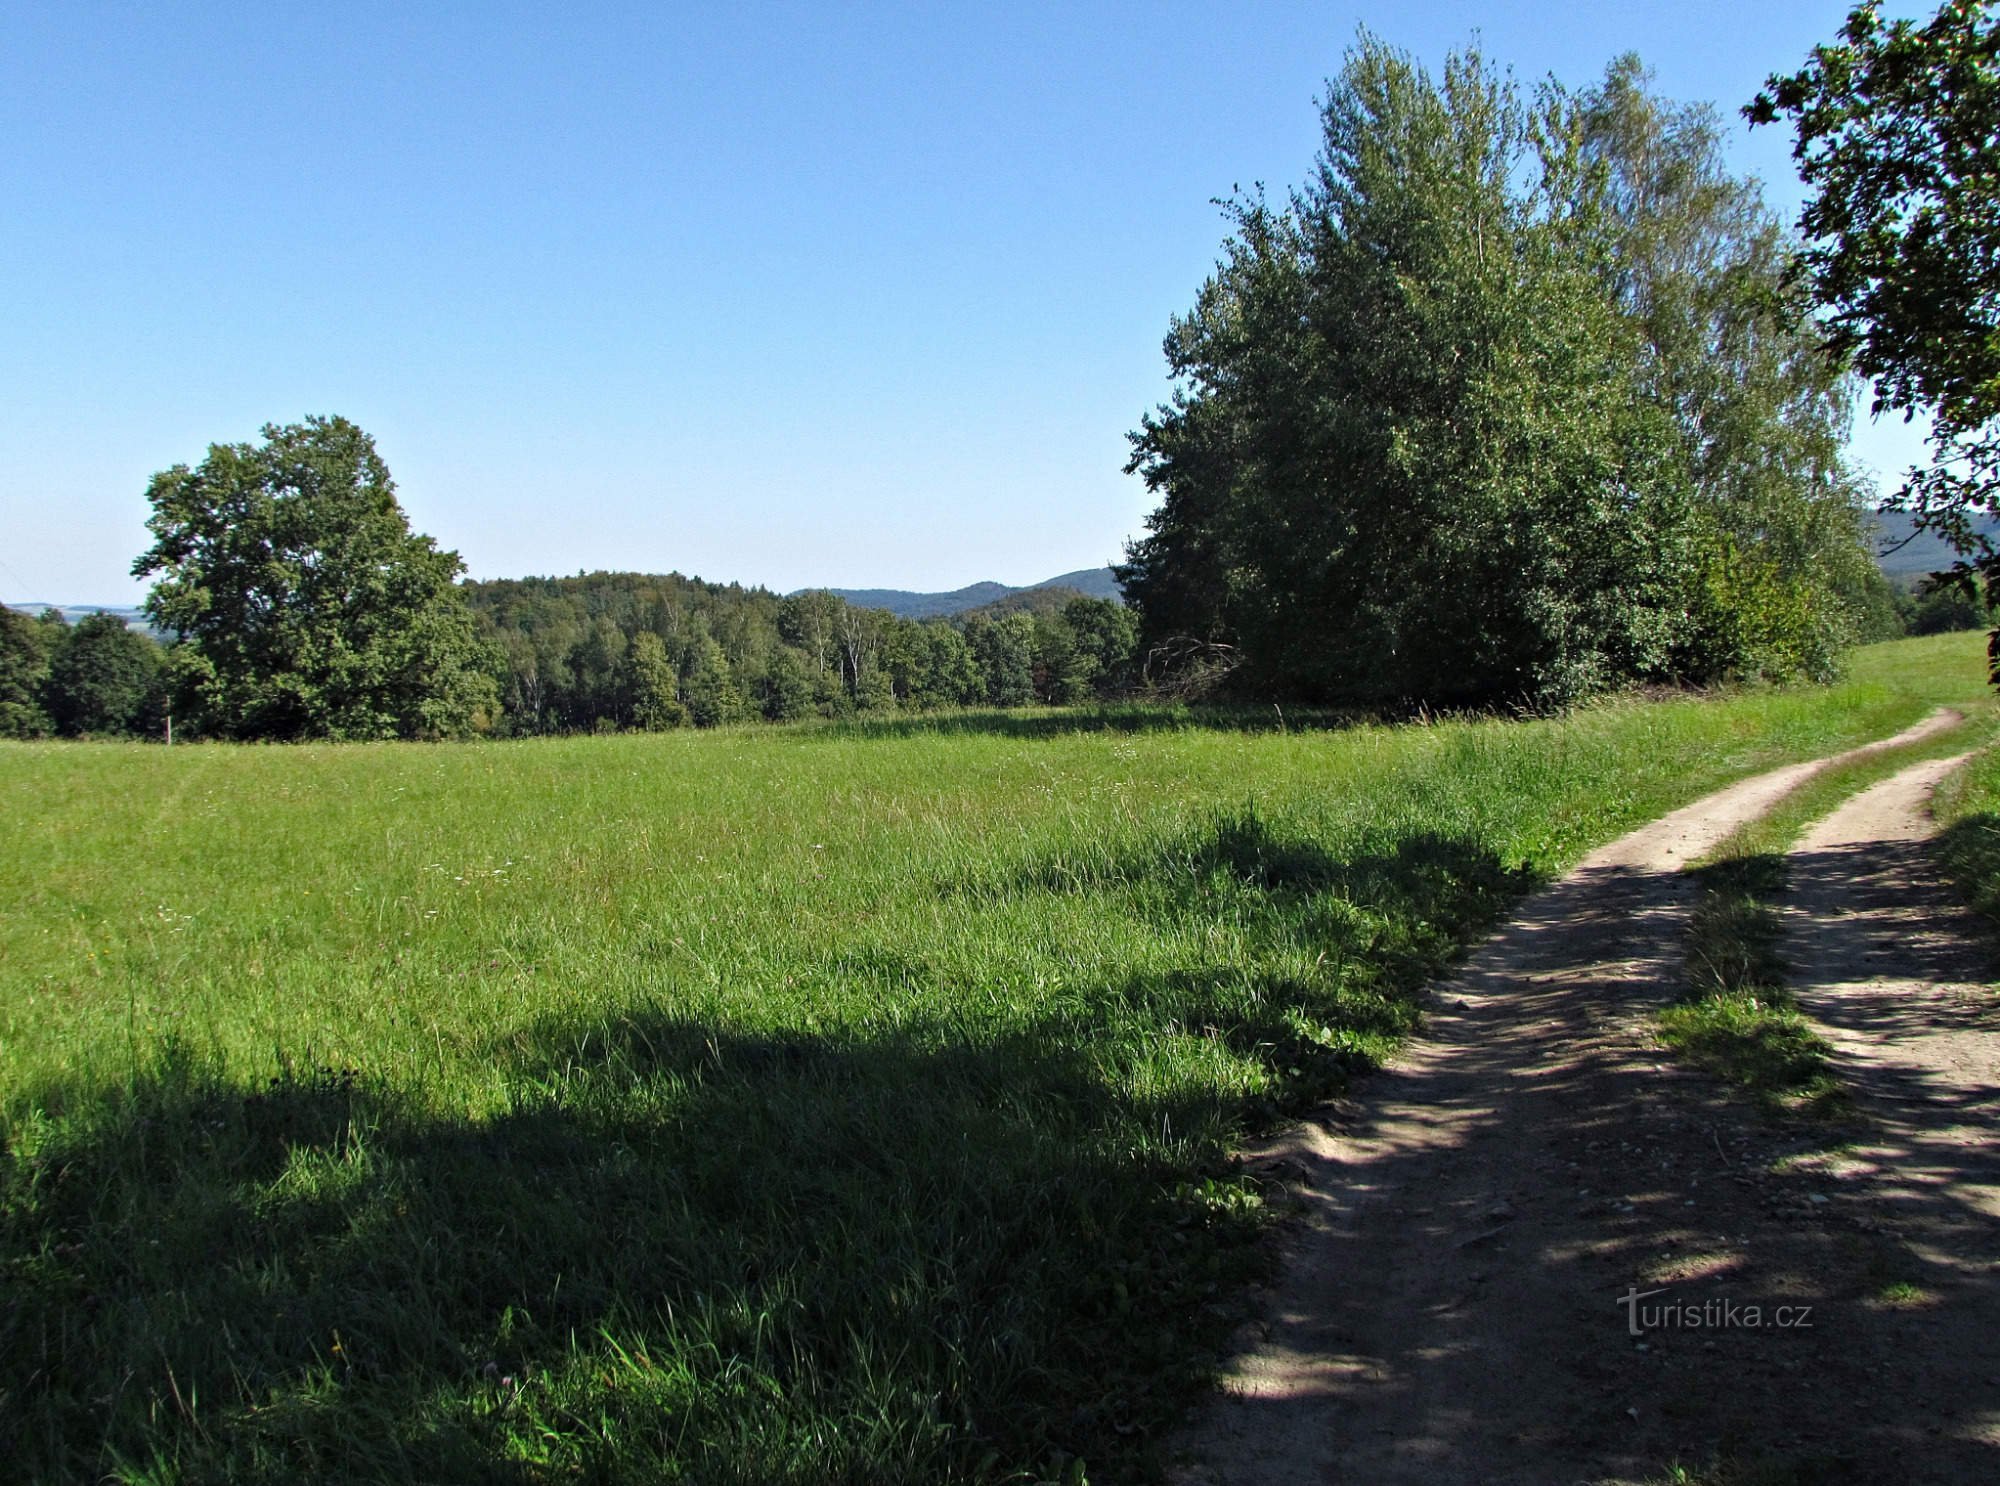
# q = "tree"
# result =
<box><xmin>1583</xmin><ymin>58</ymin><xmax>1872</xmax><ymax>682</ymax></box>
<box><xmin>133</xmin><ymin>417</ymin><xmax>497</xmax><ymax>740</ymax></box>
<box><xmin>919</xmin><ymin>622</ymin><xmax>985</xmax><ymax>707</ymax></box>
<box><xmin>681</xmin><ymin>632</ymin><xmax>744</xmax><ymax>727</ymax></box>
<box><xmin>1750</xmin><ymin>1</ymin><xmax>2000</xmax><ymax>669</ymax></box>
<box><xmin>966</xmin><ymin>612</ymin><xmax>1036</xmax><ymax>705</ymax></box>
<box><xmin>759</xmin><ymin>644</ymin><xmax>818</xmax><ymax>721</ymax></box>
<box><xmin>1123</xmin><ymin>38</ymin><xmax>1693</xmax><ymax>707</ymax></box>
<box><xmin>1060</xmin><ymin>596</ymin><xmax>1138</xmax><ymax>697</ymax></box>
<box><xmin>1122</xmin><ymin>37</ymin><xmax>1876</xmax><ymax>707</ymax></box>
<box><xmin>1030</xmin><ymin>612</ymin><xmax>1089</xmax><ymax>703</ymax></box>
<box><xmin>0</xmin><ymin>606</ymin><xmax>62</xmax><ymax>738</ymax></box>
<box><xmin>42</xmin><ymin>612</ymin><xmax>163</xmax><ymax>738</ymax></box>
<box><xmin>624</xmin><ymin>631</ymin><xmax>688</xmax><ymax>729</ymax></box>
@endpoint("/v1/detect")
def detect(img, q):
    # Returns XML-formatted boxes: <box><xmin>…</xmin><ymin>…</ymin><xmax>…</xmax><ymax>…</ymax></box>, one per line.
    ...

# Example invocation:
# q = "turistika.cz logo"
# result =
<box><xmin>1618</xmin><ymin>1285</ymin><xmax>1814</xmax><ymax>1337</ymax></box>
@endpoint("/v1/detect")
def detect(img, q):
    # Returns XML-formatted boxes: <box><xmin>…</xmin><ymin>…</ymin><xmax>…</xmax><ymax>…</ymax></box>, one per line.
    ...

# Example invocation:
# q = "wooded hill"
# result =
<box><xmin>461</xmin><ymin>571</ymin><xmax>1136</xmax><ymax>734</ymax></box>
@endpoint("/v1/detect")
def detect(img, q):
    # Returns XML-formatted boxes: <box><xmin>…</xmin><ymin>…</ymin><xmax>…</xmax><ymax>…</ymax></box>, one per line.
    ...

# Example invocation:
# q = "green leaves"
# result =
<box><xmin>1753</xmin><ymin>1</ymin><xmax>2000</xmax><ymax>602</ymax></box>
<box><xmin>132</xmin><ymin>417</ymin><xmax>499</xmax><ymax>741</ymax></box>
<box><xmin>1124</xmin><ymin>37</ymin><xmax>1873</xmax><ymax>708</ymax></box>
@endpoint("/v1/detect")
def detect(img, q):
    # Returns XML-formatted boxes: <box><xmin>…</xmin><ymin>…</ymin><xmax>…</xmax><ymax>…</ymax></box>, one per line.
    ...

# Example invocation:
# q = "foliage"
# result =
<box><xmin>132</xmin><ymin>416</ymin><xmax>499</xmax><ymax>740</ymax></box>
<box><xmin>0</xmin><ymin>606</ymin><xmax>64</xmax><ymax>738</ymax></box>
<box><xmin>1585</xmin><ymin>57</ymin><xmax>1873</xmax><ymax>683</ymax></box>
<box><xmin>1751</xmin><ymin>1</ymin><xmax>2000</xmax><ymax>672</ymax></box>
<box><xmin>1123</xmin><ymin>38</ymin><xmax>1874</xmax><ymax>708</ymax></box>
<box><xmin>964</xmin><ymin>612</ymin><xmax>1036</xmax><ymax>706</ymax></box>
<box><xmin>468</xmin><ymin>573</ymin><xmax>1136</xmax><ymax>732</ymax></box>
<box><xmin>1907</xmin><ymin>578</ymin><xmax>1995</xmax><ymax>635</ymax></box>
<box><xmin>0</xmin><ymin>636</ymin><xmax>1960</xmax><ymax>1482</ymax></box>
<box><xmin>1</xmin><ymin>608</ymin><xmax>171</xmax><ymax>740</ymax></box>
<box><xmin>41</xmin><ymin>612</ymin><xmax>163</xmax><ymax>738</ymax></box>
<box><xmin>624</xmin><ymin>631</ymin><xmax>689</xmax><ymax>729</ymax></box>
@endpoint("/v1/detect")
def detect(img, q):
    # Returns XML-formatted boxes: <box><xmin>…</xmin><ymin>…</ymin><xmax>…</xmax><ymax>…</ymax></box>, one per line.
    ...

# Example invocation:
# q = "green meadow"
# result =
<box><xmin>1</xmin><ymin>633</ymin><xmax>1988</xmax><ymax>1483</ymax></box>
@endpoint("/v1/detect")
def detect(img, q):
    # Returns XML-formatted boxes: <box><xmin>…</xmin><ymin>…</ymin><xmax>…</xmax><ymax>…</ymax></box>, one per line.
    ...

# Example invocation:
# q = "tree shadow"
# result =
<box><xmin>3</xmin><ymin>1013</ymin><xmax>1268</xmax><ymax>1483</ymax></box>
<box><xmin>956</xmin><ymin>807</ymin><xmax>1539</xmax><ymax>1104</ymax></box>
<box><xmin>2</xmin><ymin>811</ymin><xmax>1544</xmax><ymax>1484</ymax></box>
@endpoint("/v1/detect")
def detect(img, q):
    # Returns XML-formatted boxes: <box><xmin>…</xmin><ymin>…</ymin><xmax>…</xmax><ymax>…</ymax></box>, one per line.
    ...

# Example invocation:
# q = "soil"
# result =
<box><xmin>1170</xmin><ymin>713</ymin><xmax>2000</xmax><ymax>1485</ymax></box>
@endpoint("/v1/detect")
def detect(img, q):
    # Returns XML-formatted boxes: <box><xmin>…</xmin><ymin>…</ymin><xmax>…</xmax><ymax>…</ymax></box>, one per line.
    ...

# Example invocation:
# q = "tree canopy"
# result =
<box><xmin>463</xmin><ymin>570</ymin><xmax>1133</xmax><ymax>732</ymax></box>
<box><xmin>1121</xmin><ymin>38</ymin><xmax>1873</xmax><ymax>709</ymax></box>
<box><xmin>1750</xmin><ymin>0</ymin><xmax>2000</xmax><ymax>666</ymax></box>
<box><xmin>133</xmin><ymin>417</ymin><xmax>498</xmax><ymax>740</ymax></box>
<box><xmin>43</xmin><ymin>612</ymin><xmax>162</xmax><ymax>737</ymax></box>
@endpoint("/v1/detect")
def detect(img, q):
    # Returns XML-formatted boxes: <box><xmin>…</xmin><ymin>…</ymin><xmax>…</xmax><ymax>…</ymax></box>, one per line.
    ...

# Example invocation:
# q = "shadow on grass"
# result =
<box><xmin>3</xmin><ymin>1018</ymin><xmax>1270</xmax><ymax>1484</ymax></box>
<box><xmin>0</xmin><ymin>810</ymin><xmax>1539</xmax><ymax>1485</ymax></box>
<box><xmin>1935</xmin><ymin>810</ymin><xmax>2000</xmax><ymax>929</ymax></box>
<box><xmin>959</xmin><ymin>807</ymin><xmax>1538</xmax><ymax>1088</ymax></box>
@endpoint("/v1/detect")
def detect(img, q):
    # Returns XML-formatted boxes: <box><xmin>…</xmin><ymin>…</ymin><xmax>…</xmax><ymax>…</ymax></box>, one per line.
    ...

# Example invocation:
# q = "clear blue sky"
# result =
<box><xmin>1</xmin><ymin>1</ymin><xmax>1932</xmax><ymax>606</ymax></box>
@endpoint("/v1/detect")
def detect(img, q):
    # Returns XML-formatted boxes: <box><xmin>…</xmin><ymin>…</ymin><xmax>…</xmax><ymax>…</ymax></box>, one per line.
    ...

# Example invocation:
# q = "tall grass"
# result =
<box><xmin>0</xmin><ymin>641</ymin><xmax>1975</xmax><ymax>1483</ymax></box>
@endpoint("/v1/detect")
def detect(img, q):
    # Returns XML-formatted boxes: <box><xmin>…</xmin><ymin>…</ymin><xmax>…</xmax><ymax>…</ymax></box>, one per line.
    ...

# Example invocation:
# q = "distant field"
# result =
<box><xmin>0</xmin><ymin>632</ymin><xmax>1987</xmax><ymax>1484</ymax></box>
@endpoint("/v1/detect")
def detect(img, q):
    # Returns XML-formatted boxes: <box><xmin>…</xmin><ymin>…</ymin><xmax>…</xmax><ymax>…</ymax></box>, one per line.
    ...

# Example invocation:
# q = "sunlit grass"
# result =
<box><xmin>0</xmin><ymin>641</ymin><xmax>1980</xmax><ymax>1483</ymax></box>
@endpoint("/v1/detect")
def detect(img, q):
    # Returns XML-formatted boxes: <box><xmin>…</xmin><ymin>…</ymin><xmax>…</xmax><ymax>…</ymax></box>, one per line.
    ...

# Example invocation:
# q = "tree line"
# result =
<box><xmin>0</xmin><ymin>578</ymin><xmax>1137</xmax><ymax>743</ymax></box>
<box><xmin>0</xmin><ymin>413</ymin><xmax>1137</xmax><ymax>742</ymax></box>
<box><xmin>16</xmin><ymin>557</ymin><xmax>1983</xmax><ymax>743</ymax></box>
<box><xmin>465</xmin><ymin>571</ymin><xmax>1136</xmax><ymax>734</ymax></box>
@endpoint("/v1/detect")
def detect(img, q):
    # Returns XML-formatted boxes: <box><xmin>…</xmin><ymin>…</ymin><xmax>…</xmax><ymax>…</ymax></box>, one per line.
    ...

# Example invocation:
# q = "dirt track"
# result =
<box><xmin>1172</xmin><ymin>713</ymin><xmax>2000</xmax><ymax>1484</ymax></box>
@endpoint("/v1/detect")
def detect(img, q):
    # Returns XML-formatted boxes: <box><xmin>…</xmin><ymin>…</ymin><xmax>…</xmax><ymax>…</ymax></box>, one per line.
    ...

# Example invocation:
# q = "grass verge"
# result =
<box><xmin>1933</xmin><ymin>723</ymin><xmax>2000</xmax><ymax>930</ymax></box>
<box><xmin>1664</xmin><ymin>636</ymin><xmax>1998</xmax><ymax>1117</ymax></box>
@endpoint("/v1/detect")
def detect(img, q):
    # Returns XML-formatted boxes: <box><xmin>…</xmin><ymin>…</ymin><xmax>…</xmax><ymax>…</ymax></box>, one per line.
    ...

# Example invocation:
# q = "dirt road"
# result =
<box><xmin>1172</xmin><ymin>714</ymin><xmax>2000</xmax><ymax>1484</ymax></box>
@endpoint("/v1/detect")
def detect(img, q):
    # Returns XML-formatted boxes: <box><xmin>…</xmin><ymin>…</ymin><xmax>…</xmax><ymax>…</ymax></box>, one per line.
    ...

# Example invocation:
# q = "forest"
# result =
<box><xmin>461</xmin><ymin>572</ymin><xmax>1137</xmax><ymax>732</ymax></box>
<box><xmin>0</xmin><ymin>575</ymin><xmax>1138</xmax><ymax>740</ymax></box>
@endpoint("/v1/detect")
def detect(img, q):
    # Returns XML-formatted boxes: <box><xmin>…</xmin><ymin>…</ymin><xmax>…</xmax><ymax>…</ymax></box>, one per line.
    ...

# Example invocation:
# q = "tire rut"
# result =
<box><xmin>1170</xmin><ymin>710</ymin><xmax>1988</xmax><ymax>1485</ymax></box>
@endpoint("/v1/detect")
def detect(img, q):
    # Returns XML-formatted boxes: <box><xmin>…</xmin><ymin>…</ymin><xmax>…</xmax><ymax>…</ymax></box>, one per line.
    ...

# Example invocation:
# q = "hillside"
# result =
<box><xmin>2</xmin><ymin>602</ymin><xmax>166</xmax><ymax>640</ymax></box>
<box><xmin>1868</xmin><ymin>509</ymin><xmax>2000</xmax><ymax>578</ymax></box>
<box><xmin>807</xmin><ymin>566</ymin><xmax>1122</xmax><ymax>618</ymax></box>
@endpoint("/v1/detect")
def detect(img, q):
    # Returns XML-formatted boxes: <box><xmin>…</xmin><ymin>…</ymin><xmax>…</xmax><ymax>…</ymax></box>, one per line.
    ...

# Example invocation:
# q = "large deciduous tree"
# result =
<box><xmin>1750</xmin><ymin>0</ymin><xmax>2000</xmax><ymax>672</ymax></box>
<box><xmin>133</xmin><ymin>417</ymin><xmax>498</xmax><ymax>740</ymax></box>
<box><xmin>1122</xmin><ymin>36</ymin><xmax>1873</xmax><ymax>708</ymax></box>
<box><xmin>1585</xmin><ymin>57</ymin><xmax>1873</xmax><ymax>682</ymax></box>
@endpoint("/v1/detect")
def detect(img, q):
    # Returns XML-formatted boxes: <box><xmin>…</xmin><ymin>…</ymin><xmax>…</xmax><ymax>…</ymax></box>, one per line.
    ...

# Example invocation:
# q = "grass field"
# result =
<box><xmin>1</xmin><ymin>634</ymin><xmax>1988</xmax><ymax>1483</ymax></box>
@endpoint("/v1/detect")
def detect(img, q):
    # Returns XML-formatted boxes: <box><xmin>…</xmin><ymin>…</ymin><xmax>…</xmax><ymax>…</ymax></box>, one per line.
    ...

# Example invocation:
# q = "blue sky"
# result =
<box><xmin>2</xmin><ymin>1</ymin><xmax>1931</xmax><ymax>605</ymax></box>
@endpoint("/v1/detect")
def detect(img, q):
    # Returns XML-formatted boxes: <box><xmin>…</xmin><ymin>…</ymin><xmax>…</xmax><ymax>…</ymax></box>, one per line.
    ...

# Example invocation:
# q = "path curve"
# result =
<box><xmin>1171</xmin><ymin>709</ymin><xmax>1975</xmax><ymax>1485</ymax></box>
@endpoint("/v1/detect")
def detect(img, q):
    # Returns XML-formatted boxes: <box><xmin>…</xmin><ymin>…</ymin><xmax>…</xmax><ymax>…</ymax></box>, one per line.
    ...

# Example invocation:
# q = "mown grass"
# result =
<box><xmin>0</xmin><ymin>643</ymin><xmax>1977</xmax><ymax>1483</ymax></box>
<box><xmin>1663</xmin><ymin>632</ymin><xmax>1998</xmax><ymax>1117</ymax></box>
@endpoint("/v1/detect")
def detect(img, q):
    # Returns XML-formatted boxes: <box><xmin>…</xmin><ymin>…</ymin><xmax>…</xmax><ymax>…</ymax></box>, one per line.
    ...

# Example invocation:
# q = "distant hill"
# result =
<box><xmin>807</xmin><ymin>567</ymin><xmax>1122</xmax><ymax>619</ymax></box>
<box><xmin>1868</xmin><ymin>510</ymin><xmax>2000</xmax><ymax>579</ymax></box>
<box><xmin>2</xmin><ymin>602</ymin><xmax>166</xmax><ymax>639</ymax></box>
